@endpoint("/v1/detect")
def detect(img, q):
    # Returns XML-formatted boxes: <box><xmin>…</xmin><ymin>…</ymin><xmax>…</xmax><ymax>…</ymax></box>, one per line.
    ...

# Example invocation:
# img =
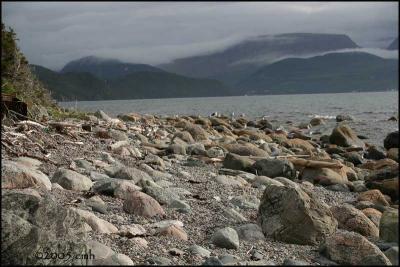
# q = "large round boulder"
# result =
<box><xmin>329</xmin><ymin>124</ymin><xmax>364</xmax><ymax>148</ymax></box>
<box><xmin>320</xmin><ymin>230</ymin><xmax>391</xmax><ymax>265</ymax></box>
<box><xmin>258</xmin><ymin>183</ymin><xmax>337</xmax><ymax>245</ymax></box>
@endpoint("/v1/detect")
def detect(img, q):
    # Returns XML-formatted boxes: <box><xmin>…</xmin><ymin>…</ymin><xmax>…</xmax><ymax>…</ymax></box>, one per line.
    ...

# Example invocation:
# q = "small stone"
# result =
<box><xmin>157</xmin><ymin>225</ymin><xmax>188</xmax><ymax>241</ymax></box>
<box><xmin>219</xmin><ymin>254</ymin><xmax>241</xmax><ymax>265</ymax></box>
<box><xmin>250</xmin><ymin>250</ymin><xmax>264</xmax><ymax>261</ymax></box>
<box><xmin>187</xmin><ymin>245</ymin><xmax>211</xmax><ymax>258</ymax></box>
<box><xmin>211</xmin><ymin>227</ymin><xmax>239</xmax><ymax>249</ymax></box>
<box><xmin>128</xmin><ymin>237</ymin><xmax>148</xmax><ymax>248</ymax></box>
<box><xmin>169</xmin><ymin>248</ymin><xmax>184</xmax><ymax>256</ymax></box>
<box><xmin>283</xmin><ymin>258</ymin><xmax>309</xmax><ymax>265</ymax></box>
<box><xmin>122</xmin><ymin>191</ymin><xmax>165</xmax><ymax>217</ymax></box>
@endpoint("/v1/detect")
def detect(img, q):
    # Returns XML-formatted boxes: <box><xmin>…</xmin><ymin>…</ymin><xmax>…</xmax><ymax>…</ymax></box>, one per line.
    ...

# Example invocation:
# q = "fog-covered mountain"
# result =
<box><xmin>159</xmin><ymin>33</ymin><xmax>360</xmax><ymax>86</ymax></box>
<box><xmin>236</xmin><ymin>52</ymin><xmax>398</xmax><ymax>95</ymax></box>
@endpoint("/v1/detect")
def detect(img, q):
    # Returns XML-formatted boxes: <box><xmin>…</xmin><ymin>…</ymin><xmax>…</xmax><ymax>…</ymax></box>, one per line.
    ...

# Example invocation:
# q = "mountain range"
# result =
<box><xmin>31</xmin><ymin>61</ymin><xmax>232</xmax><ymax>101</ymax></box>
<box><xmin>31</xmin><ymin>33</ymin><xmax>398</xmax><ymax>101</ymax></box>
<box><xmin>159</xmin><ymin>33</ymin><xmax>360</xmax><ymax>86</ymax></box>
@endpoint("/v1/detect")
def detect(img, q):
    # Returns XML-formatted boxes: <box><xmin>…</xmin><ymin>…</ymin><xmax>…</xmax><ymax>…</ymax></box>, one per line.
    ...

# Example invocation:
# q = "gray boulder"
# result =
<box><xmin>235</xmin><ymin>223</ymin><xmax>265</xmax><ymax>242</ymax></box>
<box><xmin>258</xmin><ymin>183</ymin><xmax>337</xmax><ymax>245</ymax></box>
<box><xmin>1</xmin><ymin>191</ymin><xmax>89</xmax><ymax>265</ymax></box>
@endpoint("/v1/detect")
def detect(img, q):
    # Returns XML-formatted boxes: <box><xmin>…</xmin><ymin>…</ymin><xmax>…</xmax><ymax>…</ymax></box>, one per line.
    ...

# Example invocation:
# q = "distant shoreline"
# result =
<box><xmin>59</xmin><ymin>89</ymin><xmax>399</xmax><ymax>103</ymax></box>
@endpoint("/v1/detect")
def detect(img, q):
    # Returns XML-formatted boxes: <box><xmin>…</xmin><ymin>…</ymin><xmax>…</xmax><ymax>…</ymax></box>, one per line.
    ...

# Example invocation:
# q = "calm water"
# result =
<box><xmin>61</xmin><ymin>91</ymin><xmax>399</xmax><ymax>147</ymax></box>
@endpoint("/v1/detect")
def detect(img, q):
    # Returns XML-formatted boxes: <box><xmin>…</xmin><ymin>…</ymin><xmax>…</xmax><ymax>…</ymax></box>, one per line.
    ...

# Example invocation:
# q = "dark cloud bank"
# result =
<box><xmin>2</xmin><ymin>2</ymin><xmax>398</xmax><ymax>70</ymax></box>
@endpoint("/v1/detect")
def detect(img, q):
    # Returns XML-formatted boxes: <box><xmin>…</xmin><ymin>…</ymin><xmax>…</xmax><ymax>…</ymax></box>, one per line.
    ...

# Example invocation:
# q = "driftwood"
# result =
<box><xmin>249</xmin><ymin>154</ymin><xmax>310</xmax><ymax>160</ymax></box>
<box><xmin>63</xmin><ymin>140</ymin><xmax>84</xmax><ymax>145</ymax></box>
<box><xmin>48</xmin><ymin>121</ymin><xmax>81</xmax><ymax>129</ymax></box>
<box><xmin>247</xmin><ymin>155</ymin><xmax>343</xmax><ymax>169</ymax></box>
<box><xmin>288</xmin><ymin>158</ymin><xmax>343</xmax><ymax>169</ymax></box>
<box><xmin>15</xmin><ymin>120</ymin><xmax>46</xmax><ymax>129</ymax></box>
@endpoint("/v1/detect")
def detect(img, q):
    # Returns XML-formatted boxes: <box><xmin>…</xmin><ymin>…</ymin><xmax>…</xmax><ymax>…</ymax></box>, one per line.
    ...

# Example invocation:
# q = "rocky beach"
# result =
<box><xmin>1</xmin><ymin>110</ymin><xmax>399</xmax><ymax>265</ymax></box>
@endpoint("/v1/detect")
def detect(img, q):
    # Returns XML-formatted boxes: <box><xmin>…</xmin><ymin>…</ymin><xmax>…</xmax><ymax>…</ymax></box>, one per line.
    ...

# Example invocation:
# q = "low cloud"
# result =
<box><xmin>232</xmin><ymin>47</ymin><xmax>399</xmax><ymax>66</ymax></box>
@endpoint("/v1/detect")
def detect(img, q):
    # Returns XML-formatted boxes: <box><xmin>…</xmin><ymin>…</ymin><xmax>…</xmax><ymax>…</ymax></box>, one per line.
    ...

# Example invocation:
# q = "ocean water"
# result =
<box><xmin>61</xmin><ymin>91</ymin><xmax>399</xmax><ymax>147</ymax></box>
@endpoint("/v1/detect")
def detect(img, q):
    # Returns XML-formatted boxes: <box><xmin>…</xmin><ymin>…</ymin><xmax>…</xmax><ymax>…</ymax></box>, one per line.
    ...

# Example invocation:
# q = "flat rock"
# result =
<box><xmin>105</xmin><ymin>165</ymin><xmax>152</xmax><ymax>184</ymax></box>
<box><xmin>118</xmin><ymin>224</ymin><xmax>146</xmax><ymax>237</ymax></box>
<box><xmin>72</xmin><ymin>208</ymin><xmax>118</xmax><ymax>234</ymax></box>
<box><xmin>2</xmin><ymin>160</ymin><xmax>52</xmax><ymax>190</ymax></box>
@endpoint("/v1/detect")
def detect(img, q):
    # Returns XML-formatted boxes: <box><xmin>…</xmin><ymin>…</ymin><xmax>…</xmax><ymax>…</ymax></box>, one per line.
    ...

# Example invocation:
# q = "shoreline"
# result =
<box><xmin>1</xmin><ymin>110</ymin><xmax>398</xmax><ymax>265</ymax></box>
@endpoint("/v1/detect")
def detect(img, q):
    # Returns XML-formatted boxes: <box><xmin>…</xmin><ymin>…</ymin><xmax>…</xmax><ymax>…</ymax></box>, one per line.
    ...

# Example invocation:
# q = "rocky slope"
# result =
<box><xmin>1</xmin><ymin>110</ymin><xmax>399</xmax><ymax>265</ymax></box>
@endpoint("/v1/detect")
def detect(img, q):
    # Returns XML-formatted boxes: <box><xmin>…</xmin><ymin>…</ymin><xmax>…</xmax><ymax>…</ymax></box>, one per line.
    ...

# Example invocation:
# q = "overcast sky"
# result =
<box><xmin>2</xmin><ymin>1</ymin><xmax>398</xmax><ymax>70</ymax></box>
